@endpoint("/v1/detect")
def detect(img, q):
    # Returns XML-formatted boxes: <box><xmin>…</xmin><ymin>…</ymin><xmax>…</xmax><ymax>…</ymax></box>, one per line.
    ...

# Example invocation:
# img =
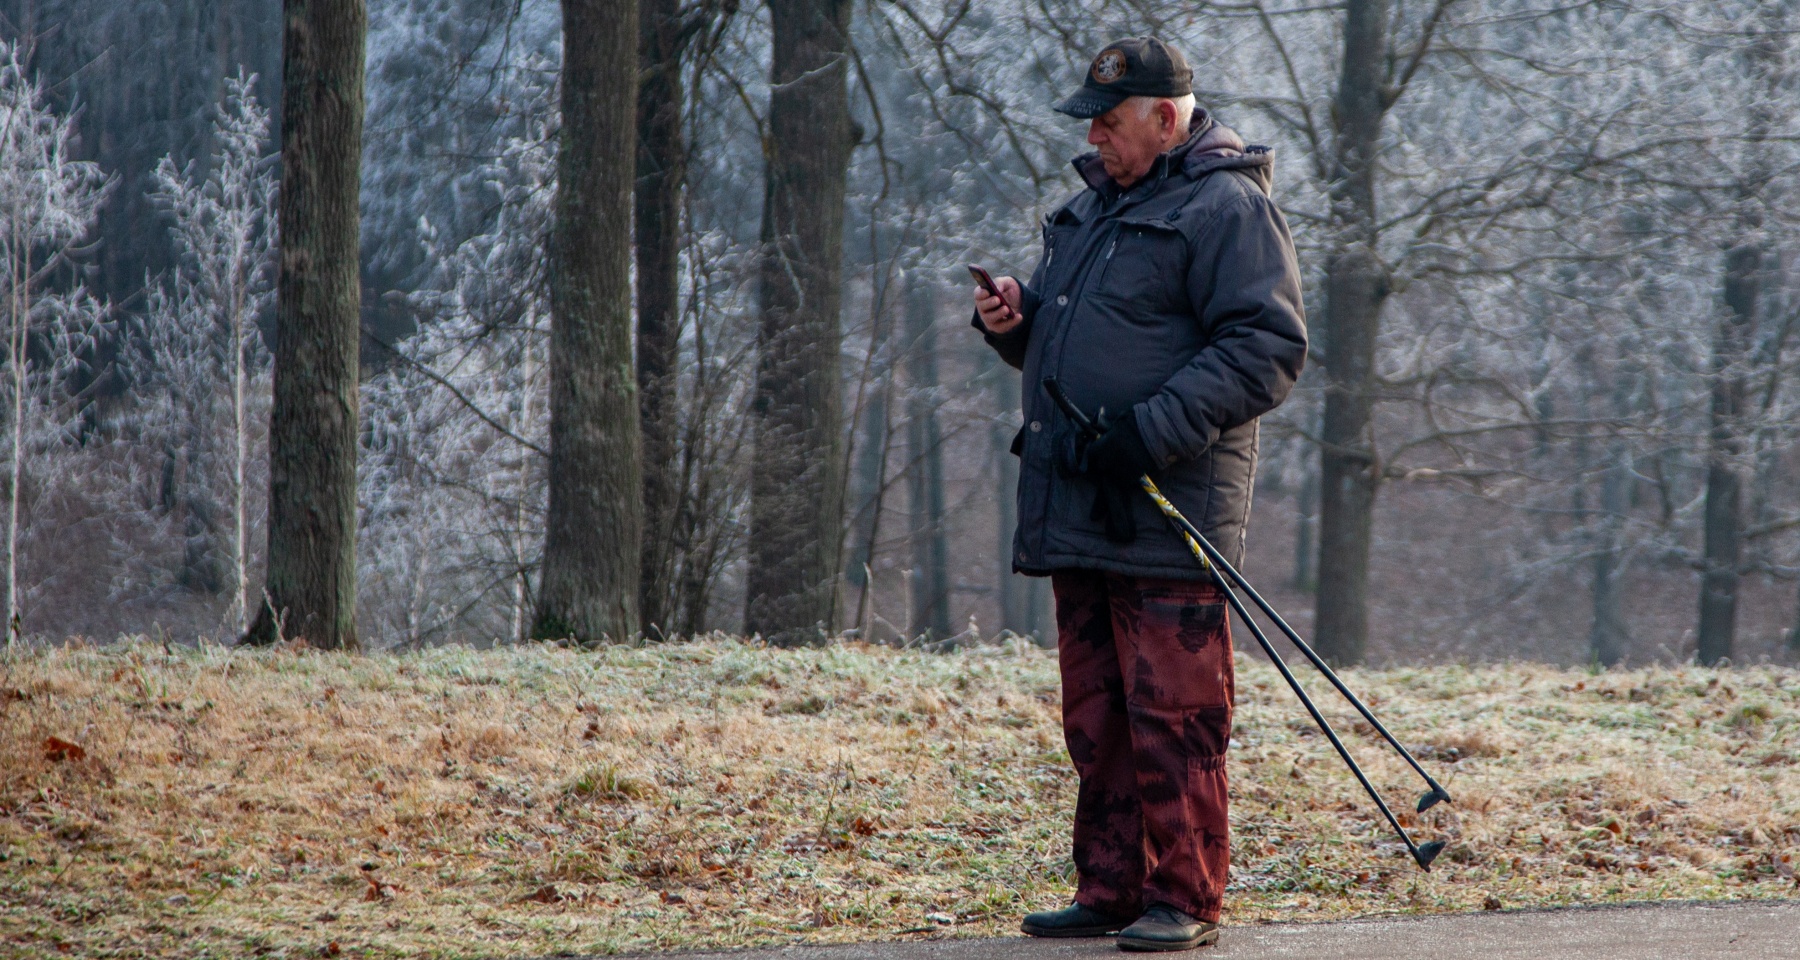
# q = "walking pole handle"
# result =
<box><xmin>1044</xmin><ymin>377</ymin><xmax>1101</xmax><ymax>439</ymax></box>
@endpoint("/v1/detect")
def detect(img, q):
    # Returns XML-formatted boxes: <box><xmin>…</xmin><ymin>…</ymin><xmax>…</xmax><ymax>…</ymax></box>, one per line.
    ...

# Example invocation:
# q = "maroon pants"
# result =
<box><xmin>1053</xmin><ymin>569</ymin><xmax>1235</xmax><ymax>923</ymax></box>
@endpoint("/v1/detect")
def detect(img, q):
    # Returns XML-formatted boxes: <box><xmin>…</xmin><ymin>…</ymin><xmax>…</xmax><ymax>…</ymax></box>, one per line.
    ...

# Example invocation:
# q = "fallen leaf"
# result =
<box><xmin>362</xmin><ymin>873</ymin><xmax>402</xmax><ymax>902</ymax></box>
<box><xmin>322</xmin><ymin>942</ymin><xmax>341</xmax><ymax>957</ymax></box>
<box><xmin>43</xmin><ymin>736</ymin><xmax>86</xmax><ymax>762</ymax></box>
<box><xmin>522</xmin><ymin>884</ymin><xmax>565</xmax><ymax>904</ymax></box>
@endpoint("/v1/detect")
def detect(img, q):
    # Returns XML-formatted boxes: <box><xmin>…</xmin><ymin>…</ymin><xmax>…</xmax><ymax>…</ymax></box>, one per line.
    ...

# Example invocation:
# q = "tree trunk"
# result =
<box><xmin>1591</xmin><ymin>367</ymin><xmax>1634</xmax><ymax>666</ymax></box>
<box><xmin>535</xmin><ymin>0</ymin><xmax>644</xmax><ymax>644</ymax></box>
<box><xmin>846</xmin><ymin>289</ymin><xmax>895</xmax><ymax>639</ymax></box>
<box><xmin>635</xmin><ymin>0</ymin><xmax>684</xmax><ymax>639</ymax></box>
<box><xmin>744</xmin><ymin>0</ymin><xmax>854</xmax><ymax>647</ymax></box>
<box><xmin>1311</xmin><ymin>0</ymin><xmax>1390</xmax><ymax>667</ymax></box>
<box><xmin>1697</xmin><ymin>241</ymin><xmax>1756</xmax><ymax>666</ymax></box>
<box><xmin>1293</xmin><ymin>434</ymin><xmax>1318</xmax><ymax>593</ymax></box>
<box><xmin>232</xmin><ymin>279</ymin><xmax>253</xmax><ymax>634</ymax></box>
<box><xmin>241</xmin><ymin>0</ymin><xmax>364</xmax><ymax>650</ymax></box>
<box><xmin>6</xmin><ymin>218</ymin><xmax>23</xmax><ymax>645</ymax></box>
<box><xmin>904</xmin><ymin>277</ymin><xmax>949</xmax><ymax>641</ymax></box>
<box><xmin>1789</xmin><ymin>580</ymin><xmax>1800</xmax><ymax>653</ymax></box>
<box><xmin>1697</xmin><ymin>8</ymin><xmax>1781</xmax><ymax>667</ymax></box>
<box><xmin>1590</xmin><ymin>438</ymin><xmax>1631</xmax><ymax>669</ymax></box>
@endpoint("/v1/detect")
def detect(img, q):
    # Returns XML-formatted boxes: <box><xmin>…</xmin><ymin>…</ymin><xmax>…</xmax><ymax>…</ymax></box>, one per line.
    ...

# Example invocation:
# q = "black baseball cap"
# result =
<box><xmin>1054</xmin><ymin>37</ymin><xmax>1193</xmax><ymax>119</ymax></box>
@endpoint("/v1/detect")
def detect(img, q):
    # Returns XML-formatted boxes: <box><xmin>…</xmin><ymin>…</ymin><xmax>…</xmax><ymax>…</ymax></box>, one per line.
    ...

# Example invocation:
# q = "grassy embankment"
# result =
<box><xmin>1</xmin><ymin>637</ymin><xmax>1796</xmax><ymax>958</ymax></box>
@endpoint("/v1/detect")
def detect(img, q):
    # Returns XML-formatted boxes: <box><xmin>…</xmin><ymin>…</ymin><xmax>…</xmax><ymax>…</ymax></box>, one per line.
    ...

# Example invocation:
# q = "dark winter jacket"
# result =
<box><xmin>980</xmin><ymin>110</ymin><xmax>1307</xmax><ymax>576</ymax></box>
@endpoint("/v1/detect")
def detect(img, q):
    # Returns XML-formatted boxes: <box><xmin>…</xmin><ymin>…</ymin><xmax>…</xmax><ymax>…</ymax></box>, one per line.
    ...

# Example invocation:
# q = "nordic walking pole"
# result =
<box><xmin>1044</xmin><ymin>377</ymin><xmax>1447</xmax><ymax>870</ymax></box>
<box><xmin>1043</xmin><ymin>376</ymin><xmax>1452</xmax><ymax>812</ymax></box>
<box><xmin>1184</xmin><ymin>537</ymin><xmax>1452</xmax><ymax>812</ymax></box>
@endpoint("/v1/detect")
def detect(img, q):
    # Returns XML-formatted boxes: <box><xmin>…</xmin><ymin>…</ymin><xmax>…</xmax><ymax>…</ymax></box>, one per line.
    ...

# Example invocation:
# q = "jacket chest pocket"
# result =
<box><xmin>1092</xmin><ymin>217</ymin><xmax>1187</xmax><ymax>313</ymax></box>
<box><xmin>1036</xmin><ymin>219</ymin><xmax>1080</xmax><ymax>293</ymax></box>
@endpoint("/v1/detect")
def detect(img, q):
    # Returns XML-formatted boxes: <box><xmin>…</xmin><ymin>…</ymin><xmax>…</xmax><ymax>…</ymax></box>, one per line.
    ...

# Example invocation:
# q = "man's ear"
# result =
<box><xmin>1160</xmin><ymin>99</ymin><xmax>1182</xmax><ymax>140</ymax></box>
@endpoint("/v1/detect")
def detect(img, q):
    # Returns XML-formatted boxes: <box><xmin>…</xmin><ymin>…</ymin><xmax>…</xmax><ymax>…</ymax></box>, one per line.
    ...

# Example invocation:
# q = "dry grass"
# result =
<box><xmin>1</xmin><ymin>637</ymin><xmax>1797</xmax><ymax>959</ymax></box>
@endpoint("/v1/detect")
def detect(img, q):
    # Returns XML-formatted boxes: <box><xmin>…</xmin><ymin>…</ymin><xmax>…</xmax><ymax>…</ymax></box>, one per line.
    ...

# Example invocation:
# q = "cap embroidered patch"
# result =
<box><xmin>1092</xmin><ymin>49</ymin><xmax>1127</xmax><ymax>83</ymax></box>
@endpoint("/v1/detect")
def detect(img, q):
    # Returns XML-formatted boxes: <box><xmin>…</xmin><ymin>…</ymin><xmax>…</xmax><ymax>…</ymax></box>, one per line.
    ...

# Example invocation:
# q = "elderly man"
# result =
<box><xmin>974</xmin><ymin>37</ymin><xmax>1306</xmax><ymax>952</ymax></box>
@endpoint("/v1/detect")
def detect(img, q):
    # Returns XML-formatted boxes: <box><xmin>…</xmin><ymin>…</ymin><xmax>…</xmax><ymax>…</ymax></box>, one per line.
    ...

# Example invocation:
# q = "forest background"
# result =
<box><xmin>0</xmin><ymin>0</ymin><xmax>1798</xmax><ymax>668</ymax></box>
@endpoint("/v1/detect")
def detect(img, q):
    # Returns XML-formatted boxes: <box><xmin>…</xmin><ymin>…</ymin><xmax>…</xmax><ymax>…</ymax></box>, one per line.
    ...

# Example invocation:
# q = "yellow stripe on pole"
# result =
<box><xmin>1139</xmin><ymin>477</ymin><xmax>1210</xmax><ymax>571</ymax></box>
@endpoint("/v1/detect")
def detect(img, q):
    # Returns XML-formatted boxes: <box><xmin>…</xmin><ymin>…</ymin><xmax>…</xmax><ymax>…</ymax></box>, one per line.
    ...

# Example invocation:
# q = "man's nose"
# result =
<box><xmin>1087</xmin><ymin>120</ymin><xmax>1104</xmax><ymax>145</ymax></box>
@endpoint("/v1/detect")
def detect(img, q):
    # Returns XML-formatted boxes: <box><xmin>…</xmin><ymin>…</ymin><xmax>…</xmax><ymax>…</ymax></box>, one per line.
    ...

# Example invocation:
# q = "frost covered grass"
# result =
<box><xmin>2</xmin><ymin>638</ymin><xmax>1797</xmax><ymax>959</ymax></box>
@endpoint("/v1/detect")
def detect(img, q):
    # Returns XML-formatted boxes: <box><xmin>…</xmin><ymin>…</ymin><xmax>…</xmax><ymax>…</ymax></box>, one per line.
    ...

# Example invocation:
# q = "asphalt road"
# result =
<box><xmin>598</xmin><ymin>900</ymin><xmax>1800</xmax><ymax>960</ymax></box>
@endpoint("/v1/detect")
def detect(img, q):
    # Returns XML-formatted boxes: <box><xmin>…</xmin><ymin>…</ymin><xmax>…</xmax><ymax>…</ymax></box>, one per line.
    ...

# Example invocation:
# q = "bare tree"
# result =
<box><xmin>903</xmin><ymin>275</ymin><xmax>949</xmax><ymax>640</ymax></box>
<box><xmin>242</xmin><ymin>0</ymin><xmax>365</xmax><ymax>650</ymax></box>
<box><xmin>1311</xmin><ymin>0</ymin><xmax>1409</xmax><ymax>666</ymax></box>
<box><xmin>535</xmin><ymin>0</ymin><xmax>644</xmax><ymax>643</ymax></box>
<box><xmin>1697</xmin><ymin>2</ymin><xmax>1788</xmax><ymax>666</ymax></box>
<box><xmin>744</xmin><ymin>0</ymin><xmax>855</xmax><ymax>646</ymax></box>
<box><xmin>637</xmin><ymin>0</ymin><xmax>740</xmax><ymax>638</ymax></box>
<box><xmin>636</xmin><ymin>0</ymin><xmax>690</xmax><ymax>638</ymax></box>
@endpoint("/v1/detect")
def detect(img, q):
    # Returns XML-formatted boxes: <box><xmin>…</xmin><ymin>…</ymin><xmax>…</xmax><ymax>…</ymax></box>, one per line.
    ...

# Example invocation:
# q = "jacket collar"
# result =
<box><xmin>1072</xmin><ymin>108</ymin><xmax>1243</xmax><ymax>199</ymax></box>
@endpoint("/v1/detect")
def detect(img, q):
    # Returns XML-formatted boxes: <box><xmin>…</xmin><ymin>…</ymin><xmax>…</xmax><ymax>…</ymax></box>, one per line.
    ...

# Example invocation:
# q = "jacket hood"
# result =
<box><xmin>1073</xmin><ymin>108</ymin><xmax>1273</xmax><ymax>197</ymax></box>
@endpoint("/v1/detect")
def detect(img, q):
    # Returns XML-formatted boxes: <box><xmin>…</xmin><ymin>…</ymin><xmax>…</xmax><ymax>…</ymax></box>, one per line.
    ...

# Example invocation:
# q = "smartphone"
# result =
<box><xmin>968</xmin><ymin>264</ymin><xmax>1016</xmax><ymax>323</ymax></box>
<box><xmin>967</xmin><ymin>263</ymin><xmax>1003</xmax><ymax>299</ymax></box>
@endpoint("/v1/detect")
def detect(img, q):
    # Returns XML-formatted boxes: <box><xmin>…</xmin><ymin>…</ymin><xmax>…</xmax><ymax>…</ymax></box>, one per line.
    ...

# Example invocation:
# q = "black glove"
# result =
<box><xmin>1084</xmin><ymin>412</ymin><xmax>1158</xmax><ymax>485</ymax></box>
<box><xmin>1081</xmin><ymin>412</ymin><xmax>1158</xmax><ymax>544</ymax></box>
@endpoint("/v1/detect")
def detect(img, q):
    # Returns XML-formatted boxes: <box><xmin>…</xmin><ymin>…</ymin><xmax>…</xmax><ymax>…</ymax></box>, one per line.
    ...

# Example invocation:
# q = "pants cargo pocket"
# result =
<box><xmin>1114</xmin><ymin>582</ymin><xmax>1232</xmax><ymax>712</ymax></box>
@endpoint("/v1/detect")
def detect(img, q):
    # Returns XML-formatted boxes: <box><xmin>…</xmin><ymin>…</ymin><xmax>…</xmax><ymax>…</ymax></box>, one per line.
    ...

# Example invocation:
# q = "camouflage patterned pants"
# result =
<box><xmin>1052</xmin><ymin>569</ymin><xmax>1234</xmax><ymax>923</ymax></box>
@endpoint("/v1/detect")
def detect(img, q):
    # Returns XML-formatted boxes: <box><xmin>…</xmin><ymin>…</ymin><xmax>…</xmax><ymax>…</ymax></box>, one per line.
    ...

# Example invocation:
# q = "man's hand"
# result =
<box><xmin>974</xmin><ymin>275</ymin><xmax>1024</xmax><ymax>334</ymax></box>
<box><xmin>1080</xmin><ymin>411</ymin><xmax>1159</xmax><ymax>545</ymax></box>
<box><xmin>1084</xmin><ymin>412</ymin><xmax>1158</xmax><ymax>485</ymax></box>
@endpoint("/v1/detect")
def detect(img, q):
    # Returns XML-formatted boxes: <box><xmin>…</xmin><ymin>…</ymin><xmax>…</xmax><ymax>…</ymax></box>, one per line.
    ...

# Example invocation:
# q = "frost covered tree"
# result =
<box><xmin>0</xmin><ymin>0</ymin><xmax>280</xmax><ymax>313</ymax></box>
<box><xmin>745</xmin><ymin>0</ymin><xmax>857</xmax><ymax>646</ymax></box>
<box><xmin>0</xmin><ymin>42</ymin><xmax>108</xmax><ymax>644</ymax></box>
<box><xmin>360</xmin><ymin>0</ymin><xmax>560</xmax><ymax>338</ymax></box>
<box><xmin>140</xmin><ymin>71</ymin><xmax>276</xmax><ymax>634</ymax></box>
<box><xmin>360</xmin><ymin>110</ymin><xmax>554</xmax><ymax>648</ymax></box>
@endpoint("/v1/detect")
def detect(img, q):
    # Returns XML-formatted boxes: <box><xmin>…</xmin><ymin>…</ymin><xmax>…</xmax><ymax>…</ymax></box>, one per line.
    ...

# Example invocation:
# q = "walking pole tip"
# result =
<box><xmin>1417</xmin><ymin>787</ymin><xmax>1452</xmax><ymax>814</ymax></box>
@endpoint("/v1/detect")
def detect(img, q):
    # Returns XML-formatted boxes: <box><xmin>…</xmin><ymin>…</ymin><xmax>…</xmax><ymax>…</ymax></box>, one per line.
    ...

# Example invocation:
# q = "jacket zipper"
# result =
<box><xmin>1050</xmin><ymin>221</ymin><xmax>1124</xmax><ymax>386</ymax></box>
<box><xmin>1035</xmin><ymin>219</ymin><xmax>1123</xmax><ymax>564</ymax></box>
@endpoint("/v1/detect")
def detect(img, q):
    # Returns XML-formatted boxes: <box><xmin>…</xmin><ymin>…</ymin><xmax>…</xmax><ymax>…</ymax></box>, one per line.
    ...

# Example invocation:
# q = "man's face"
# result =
<box><xmin>1087</xmin><ymin>101</ymin><xmax>1173</xmax><ymax>188</ymax></box>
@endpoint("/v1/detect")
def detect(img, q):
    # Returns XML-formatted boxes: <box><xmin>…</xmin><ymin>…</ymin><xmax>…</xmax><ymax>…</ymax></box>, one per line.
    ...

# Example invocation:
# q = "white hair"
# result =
<box><xmin>1127</xmin><ymin>93</ymin><xmax>1197</xmax><ymax>134</ymax></box>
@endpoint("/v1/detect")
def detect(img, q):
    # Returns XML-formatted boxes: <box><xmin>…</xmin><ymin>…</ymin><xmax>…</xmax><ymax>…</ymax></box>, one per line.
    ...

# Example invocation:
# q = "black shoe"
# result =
<box><xmin>1021</xmin><ymin>902</ymin><xmax>1136</xmax><ymax>938</ymax></box>
<box><xmin>1116</xmin><ymin>904</ymin><xmax>1219</xmax><ymax>952</ymax></box>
